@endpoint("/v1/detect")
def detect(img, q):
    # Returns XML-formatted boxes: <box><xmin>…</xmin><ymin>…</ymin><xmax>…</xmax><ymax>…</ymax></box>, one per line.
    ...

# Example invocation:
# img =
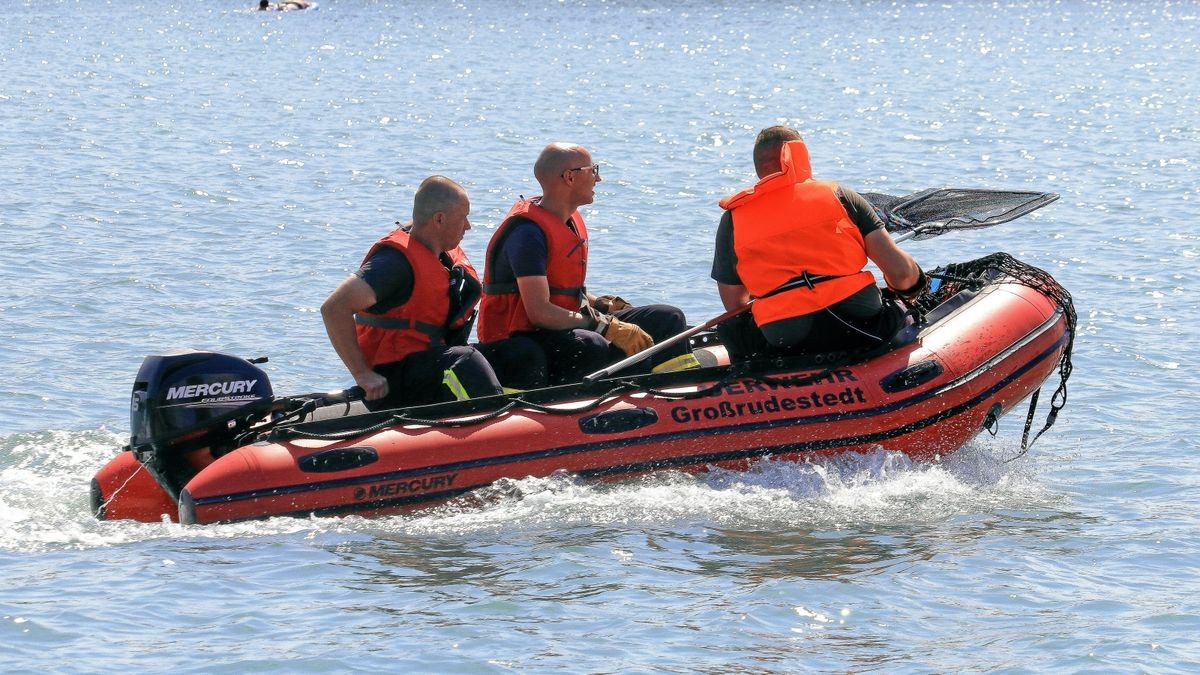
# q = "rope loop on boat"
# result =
<box><xmin>932</xmin><ymin>252</ymin><xmax>1076</xmax><ymax>461</ymax></box>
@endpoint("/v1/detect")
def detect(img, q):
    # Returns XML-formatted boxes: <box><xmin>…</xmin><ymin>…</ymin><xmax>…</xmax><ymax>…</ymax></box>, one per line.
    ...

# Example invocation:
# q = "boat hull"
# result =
<box><xmin>157</xmin><ymin>279</ymin><xmax>1068</xmax><ymax>524</ymax></box>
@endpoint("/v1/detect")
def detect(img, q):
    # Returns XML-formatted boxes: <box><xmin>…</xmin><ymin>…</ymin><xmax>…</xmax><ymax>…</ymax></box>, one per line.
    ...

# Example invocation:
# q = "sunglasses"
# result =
<box><xmin>567</xmin><ymin>164</ymin><xmax>600</xmax><ymax>179</ymax></box>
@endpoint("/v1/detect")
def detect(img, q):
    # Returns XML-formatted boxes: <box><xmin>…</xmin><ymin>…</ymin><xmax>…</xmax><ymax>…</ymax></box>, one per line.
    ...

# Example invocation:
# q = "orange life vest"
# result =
<box><xmin>718</xmin><ymin>140</ymin><xmax>876</xmax><ymax>326</ymax></box>
<box><xmin>354</xmin><ymin>228</ymin><xmax>480</xmax><ymax>367</ymax></box>
<box><xmin>477</xmin><ymin>197</ymin><xmax>589</xmax><ymax>342</ymax></box>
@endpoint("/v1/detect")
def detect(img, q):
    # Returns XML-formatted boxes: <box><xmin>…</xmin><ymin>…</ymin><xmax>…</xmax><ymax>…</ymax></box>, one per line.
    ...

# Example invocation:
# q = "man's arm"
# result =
<box><xmin>516</xmin><ymin>275</ymin><xmax>595</xmax><ymax>330</ymax></box>
<box><xmin>711</xmin><ymin>211</ymin><xmax>748</xmax><ymax>312</ymax></box>
<box><xmin>863</xmin><ymin>229</ymin><xmax>920</xmax><ymax>291</ymax></box>
<box><xmin>500</xmin><ymin>220</ymin><xmax>595</xmax><ymax>330</ymax></box>
<box><xmin>840</xmin><ymin>186</ymin><xmax>922</xmax><ymax>293</ymax></box>
<box><xmin>321</xmin><ymin>276</ymin><xmax>390</xmax><ymax>400</ymax></box>
<box><xmin>717</xmin><ymin>282</ymin><xmax>750</xmax><ymax>312</ymax></box>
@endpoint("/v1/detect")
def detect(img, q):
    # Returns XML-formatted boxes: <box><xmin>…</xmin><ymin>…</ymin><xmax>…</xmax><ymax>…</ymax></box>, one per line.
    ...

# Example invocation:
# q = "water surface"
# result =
<box><xmin>3</xmin><ymin>1</ymin><xmax>1199</xmax><ymax>671</ymax></box>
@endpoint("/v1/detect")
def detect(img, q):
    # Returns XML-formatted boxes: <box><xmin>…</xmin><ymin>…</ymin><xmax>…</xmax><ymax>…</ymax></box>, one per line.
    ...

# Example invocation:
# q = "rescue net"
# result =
<box><xmin>927</xmin><ymin>252</ymin><xmax>1076</xmax><ymax>455</ymax></box>
<box><xmin>865</xmin><ymin>188</ymin><xmax>1059</xmax><ymax>240</ymax></box>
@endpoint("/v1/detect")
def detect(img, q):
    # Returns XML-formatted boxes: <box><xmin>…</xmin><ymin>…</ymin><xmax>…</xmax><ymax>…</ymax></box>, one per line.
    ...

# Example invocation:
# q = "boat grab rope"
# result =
<box><xmin>274</xmin><ymin>362</ymin><xmax>846</xmax><ymax>441</ymax></box>
<box><xmin>276</xmin><ymin>382</ymin><xmax>644</xmax><ymax>438</ymax></box>
<box><xmin>270</xmin><ymin>252</ymin><xmax>1073</xmax><ymax>454</ymax></box>
<box><xmin>930</xmin><ymin>252</ymin><xmax>1076</xmax><ymax>460</ymax></box>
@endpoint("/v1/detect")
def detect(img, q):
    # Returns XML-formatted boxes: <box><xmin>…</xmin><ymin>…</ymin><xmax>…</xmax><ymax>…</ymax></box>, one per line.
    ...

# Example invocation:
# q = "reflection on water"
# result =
<box><xmin>311</xmin><ymin>444</ymin><xmax>1069</xmax><ymax>594</ymax></box>
<box><xmin>697</xmin><ymin>528</ymin><xmax>937</xmax><ymax>582</ymax></box>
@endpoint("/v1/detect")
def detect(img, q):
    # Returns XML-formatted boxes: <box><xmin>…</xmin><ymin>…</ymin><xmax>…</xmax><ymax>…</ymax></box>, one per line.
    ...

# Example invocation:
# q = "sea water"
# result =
<box><xmin>2</xmin><ymin>1</ymin><xmax>1199</xmax><ymax>671</ymax></box>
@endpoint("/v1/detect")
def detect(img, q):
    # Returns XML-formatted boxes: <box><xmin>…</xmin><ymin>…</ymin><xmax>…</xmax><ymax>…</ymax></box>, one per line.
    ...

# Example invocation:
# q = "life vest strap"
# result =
<box><xmin>757</xmin><ymin>272</ymin><xmax>839</xmax><ymax>298</ymax></box>
<box><xmin>354</xmin><ymin>314</ymin><xmax>444</xmax><ymax>339</ymax></box>
<box><xmin>799</xmin><ymin>271</ymin><xmax>834</xmax><ymax>289</ymax></box>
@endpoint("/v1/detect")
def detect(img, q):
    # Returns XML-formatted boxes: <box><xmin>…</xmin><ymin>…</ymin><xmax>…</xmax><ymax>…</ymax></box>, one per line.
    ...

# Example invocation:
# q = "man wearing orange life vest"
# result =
<box><xmin>711</xmin><ymin>126</ymin><xmax>926</xmax><ymax>359</ymax></box>
<box><xmin>321</xmin><ymin>176</ymin><xmax>545</xmax><ymax>409</ymax></box>
<box><xmin>478</xmin><ymin>143</ymin><xmax>695</xmax><ymax>384</ymax></box>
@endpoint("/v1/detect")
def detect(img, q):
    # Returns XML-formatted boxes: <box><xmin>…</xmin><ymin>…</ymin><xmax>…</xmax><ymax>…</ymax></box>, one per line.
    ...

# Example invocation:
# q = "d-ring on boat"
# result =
<box><xmin>92</xmin><ymin>187</ymin><xmax>1075</xmax><ymax>525</ymax></box>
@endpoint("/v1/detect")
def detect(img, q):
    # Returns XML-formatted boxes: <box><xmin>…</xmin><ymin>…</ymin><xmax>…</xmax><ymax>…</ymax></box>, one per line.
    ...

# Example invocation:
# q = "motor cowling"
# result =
<box><xmin>129</xmin><ymin>350</ymin><xmax>274</xmax><ymax>498</ymax></box>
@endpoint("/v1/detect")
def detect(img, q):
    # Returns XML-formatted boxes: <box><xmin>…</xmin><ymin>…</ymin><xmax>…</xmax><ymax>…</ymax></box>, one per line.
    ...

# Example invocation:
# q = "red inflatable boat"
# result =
<box><xmin>91</xmin><ymin>190</ymin><xmax>1075</xmax><ymax>525</ymax></box>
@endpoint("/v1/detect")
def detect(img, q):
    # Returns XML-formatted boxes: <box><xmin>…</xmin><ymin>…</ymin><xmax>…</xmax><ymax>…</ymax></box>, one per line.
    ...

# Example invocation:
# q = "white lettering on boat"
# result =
<box><xmin>670</xmin><ymin>387</ymin><xmax>868</xmax><ymax>424</ymax></box>
<box><xmin>166</xmin><ymin>379</ymin><xmax>259</xmax><ymax>401</ymax></box>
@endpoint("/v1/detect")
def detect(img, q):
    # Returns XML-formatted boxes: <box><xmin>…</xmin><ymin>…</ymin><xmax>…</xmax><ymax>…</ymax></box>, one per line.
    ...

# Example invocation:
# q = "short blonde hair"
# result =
<box><xmin>412</xmin><ymin>175</ymin><xmax>467</xmax><ymax>224</ymax></box>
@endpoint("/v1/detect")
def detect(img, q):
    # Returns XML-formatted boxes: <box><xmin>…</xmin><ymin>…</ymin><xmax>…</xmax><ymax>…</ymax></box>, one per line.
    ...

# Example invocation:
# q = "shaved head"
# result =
<box><xmin>412</xmin><ymin>175</ymin><xmax>468</xmax><ymax>224</ymax></box>
<box><xmin>534</xmin><ymin>143</ymin><xmax>588</xmax><ymax>185</ymax></box>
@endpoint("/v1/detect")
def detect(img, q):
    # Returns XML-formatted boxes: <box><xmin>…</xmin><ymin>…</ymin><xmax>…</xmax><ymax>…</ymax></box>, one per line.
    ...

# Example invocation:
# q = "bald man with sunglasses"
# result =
<box><xmin>477</xmin><ymin>143</ymin><xmax>698</xmax><ymax>384</ymax></box>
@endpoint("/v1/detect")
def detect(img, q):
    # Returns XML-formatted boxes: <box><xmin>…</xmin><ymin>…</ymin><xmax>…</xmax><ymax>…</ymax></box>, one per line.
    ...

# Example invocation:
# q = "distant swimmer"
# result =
<box><xmin>258</xmin><ymin>0</ymin><xmax>310</xmax><ymax>9</ymax></box>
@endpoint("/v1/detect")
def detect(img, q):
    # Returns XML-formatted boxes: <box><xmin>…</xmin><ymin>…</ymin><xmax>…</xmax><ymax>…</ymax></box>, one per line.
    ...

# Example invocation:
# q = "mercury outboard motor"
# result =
<box><xmin>129</xmin><ymin>350</ymin><xmax>275</xmax><ymax>499</ymax></box>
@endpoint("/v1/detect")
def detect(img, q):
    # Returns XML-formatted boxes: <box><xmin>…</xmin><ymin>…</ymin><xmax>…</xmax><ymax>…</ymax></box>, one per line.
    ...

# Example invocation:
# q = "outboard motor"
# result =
<box><xmin>129</xmin><ymin>350</ymin><xmax>274</xmax><ymax>499</ymax></box>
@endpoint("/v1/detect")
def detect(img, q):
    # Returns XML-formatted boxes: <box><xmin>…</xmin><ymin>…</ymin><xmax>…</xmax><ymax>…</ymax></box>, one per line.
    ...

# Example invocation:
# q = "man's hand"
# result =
<box><xmin>603</xmin><ymin>318</ymin><xmax>655</xmax><ymax>356</ymax></box>
<box><xmin>890</xmin><ymin>266</ymin><xmax>928</xmax><ymax>303</ymax></box>
<box><xmin>354</xmin><ymin>369</ymin><xmax>390</xmax><ymax>401</ymax></box>
<box><xmin>322</xmin><ymin>274</ymin><xmax>389</xmax><ymax>400</ymax></box>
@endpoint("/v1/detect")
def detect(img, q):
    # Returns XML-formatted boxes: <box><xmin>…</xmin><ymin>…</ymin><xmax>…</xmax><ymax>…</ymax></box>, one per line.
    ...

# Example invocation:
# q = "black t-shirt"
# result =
<box><xmin>710</xmin><ymin>186</ymin><xmax>885</xmax><ymax>286</ymax></box>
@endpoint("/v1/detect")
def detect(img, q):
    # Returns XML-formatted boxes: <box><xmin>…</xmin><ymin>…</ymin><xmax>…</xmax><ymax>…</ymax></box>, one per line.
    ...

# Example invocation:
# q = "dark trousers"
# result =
<box><xmin>613</xmin><ymin>304</ymin><xmax>690</xmax><ymax>363</ymax></box>
<box><xmin>718</xmin><ymin>289</ymin><xmax>907</xmax><ymax>361</ymax></box>
<box><xmin>477</xmin><ymin>336</ymin><xmax>548</xmax><ymax>391</ymax></box>
<box><xmin>370</xmin><ymin>336</ymin><xmax>545</xmax><ymax>410</ymax></box>
<box><xmin>520</xmin><ymin>303</ymin><xmax>689</xmax><ymax>385</ymax></box>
